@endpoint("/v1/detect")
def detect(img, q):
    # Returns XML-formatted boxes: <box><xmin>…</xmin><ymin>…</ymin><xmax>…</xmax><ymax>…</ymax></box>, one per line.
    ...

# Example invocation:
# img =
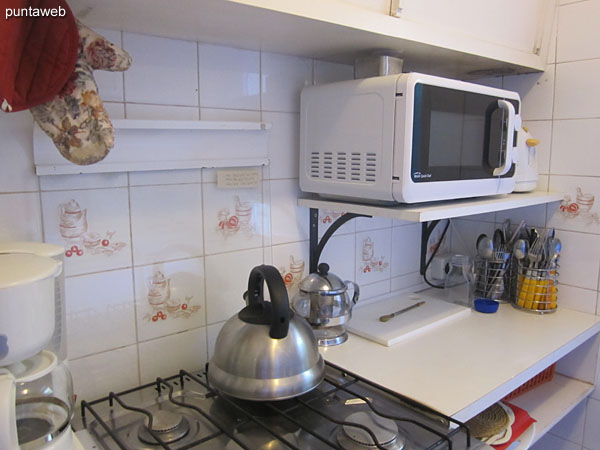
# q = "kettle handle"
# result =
<box><xmin>247</xmin><ymin>265</ymin><xmax>290</xmax><ymax>339</ymax></box>
<box><xmin>345</xmin><ymin>281</ymin><xmax>360</xmax><ymax>305</ymax></box>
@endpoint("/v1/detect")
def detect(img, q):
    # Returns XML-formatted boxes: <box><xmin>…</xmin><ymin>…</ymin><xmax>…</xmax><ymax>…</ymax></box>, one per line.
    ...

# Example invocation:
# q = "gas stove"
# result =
<box><xmin>74</xmin><ymin>362</ymin><xmax>491</xmax><ymax>450</ymax></box>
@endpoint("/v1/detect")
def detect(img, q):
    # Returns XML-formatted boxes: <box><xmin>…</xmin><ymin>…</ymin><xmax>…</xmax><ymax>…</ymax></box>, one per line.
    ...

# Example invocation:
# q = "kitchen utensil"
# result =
<box><xmin>208</xmin><ymin>265</ymin><xmax>324</xmax><ymax>401</ymax></box>
<box><xmin>501</xmin><ymin>219</ymin><xmax>510</xmax><ymax>244</ymax></box>
<box><xmin>547</xmin><ymin>238</ymin><xmax>562</xmax><ymax>269</ymax></box>
<box><xmin>477</xmin><ymin>234</ymin><xmax>494</xmax><ymax>260</ymax></box>
<box><xmin>292</xmin><ymin>263</ymin><xmax>359</xmax><ymax>346</ymax></box>
<box><xmin>493</xmin><ymin>229</ymin><xmax>505</xmax><ymax>251</ymax></box>
<box><xmin>347</xmin><ymin>294</ymin><xmax>470</xmax><ymax>346</ymax></box>
<box><xmin>379</xmin><ymin>301</ymin><xmax>425</xmax><ymax>322</ymax></box>
<box><xmin>513</xmin><ymin>239</ymin><xmax>528</xmax><ymax>261</ymax></box>
<box><xmin>507</xmin><ymin>220</ymin><xmax>526</xmax><ymax>247</ymax></box>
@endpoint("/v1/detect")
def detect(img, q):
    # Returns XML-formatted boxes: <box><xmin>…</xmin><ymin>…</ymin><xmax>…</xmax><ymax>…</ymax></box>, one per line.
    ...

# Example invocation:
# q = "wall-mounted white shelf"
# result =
<box><xmin>511</xmin><ymin>374</ymin><xmax>594</xmax><ymax>446</ymax></box>
<box><xmin>33</xmin><ymin>119</ymin><xmax>271</xmax><ymax>175</ymax></box>
<box><xmin>298</xmin><ymin>191</ymin><xmax>564</xmax><ymax>223</ymax></box>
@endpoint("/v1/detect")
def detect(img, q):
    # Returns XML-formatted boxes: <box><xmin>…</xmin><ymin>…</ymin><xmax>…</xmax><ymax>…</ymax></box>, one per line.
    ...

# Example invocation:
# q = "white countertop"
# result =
<box><xmin>321</xmin><ymin>293</ymin><xmax>600</xmax><ymax>423</ymax></box>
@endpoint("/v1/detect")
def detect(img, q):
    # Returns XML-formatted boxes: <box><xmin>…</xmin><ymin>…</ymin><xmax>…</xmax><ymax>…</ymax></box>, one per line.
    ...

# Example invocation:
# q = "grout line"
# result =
<box><xmin>125</xmin><ymin>171</ymin><xmax>142</xmax><ymax>385</ymax></box>
<box><xmin>259</xmin><ymin>49</ymin><xmax>263</xmax><ymax>121</ymax></box>
<box><xmin>199</xmin><ymin>174</ymin><xmax>210</xmax><ymax>359</ymax></box>
<box><xmin>196</xmin><ymin>40</ymin><xmax>202</xmax><ymax>119</ymax></box>
<box><xmin>37</xmin><ymin>190</ymin><xmax>46</xmax><ymax>243</ymax></box>
<box><xmin>0</xmin><ymin>190</ymin><xmax>44</xmax><ymax>195</ymax></box>
<box><xmin>555</xmin><ymin>56</ymin><xmax>600</xmax><ymax>65</ymax></box>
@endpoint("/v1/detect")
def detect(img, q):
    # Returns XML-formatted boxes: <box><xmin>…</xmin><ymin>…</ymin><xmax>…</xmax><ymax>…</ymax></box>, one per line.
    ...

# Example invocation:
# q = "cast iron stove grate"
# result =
<box><xmin>79</xmin><ymin>362</ymin><xmax>474</xmax><ymax>450</ymax></box>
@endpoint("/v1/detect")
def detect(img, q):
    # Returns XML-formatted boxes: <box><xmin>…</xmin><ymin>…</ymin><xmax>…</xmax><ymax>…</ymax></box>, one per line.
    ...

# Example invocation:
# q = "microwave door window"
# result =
<box><xmin>411</xmin><ymin>84</ymin><xmax>506</xmax><ymax>182</ymax></box>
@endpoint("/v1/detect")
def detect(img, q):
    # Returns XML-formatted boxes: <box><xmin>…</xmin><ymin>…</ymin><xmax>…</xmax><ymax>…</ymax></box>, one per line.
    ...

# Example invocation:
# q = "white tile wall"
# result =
<box><xmin>198</xmin><ymin>43</ymin><xmax>260</xmax><ymax>110</ymax></box>
<box><xmin>129</xmin><ymin>184</ymin><xmax>204</xmax><ymax>265</ymax></box>
<box><xmin>123</xmin><ymin>33</ymin><xmax>199</xmax><ymax>106</ymax></box>
<box><xmin>260</xmin><ymin>52</ymin><xmax>312</xmax><ymax>112</ymax></box>
<box><xmin>65</xmin><ymin>269</ymin><xmax>136</xmax><ymax>359</ymax></box>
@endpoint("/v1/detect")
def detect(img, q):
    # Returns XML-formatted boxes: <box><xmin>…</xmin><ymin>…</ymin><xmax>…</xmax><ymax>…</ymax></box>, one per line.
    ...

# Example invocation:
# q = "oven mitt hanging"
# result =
<box><xmin>0</xmin><ymin>0</ymin><xmax>79</xmax><ymax>112</ymax></box>
<box><xmin>30</xmin><ymin>21</ymin><xmax>132</xmax><ymax>165</ymax></box>
<box><xmin>0</xmin><ymin>1</ymin><xmax>132</xmax><ymax>165</ymax></box>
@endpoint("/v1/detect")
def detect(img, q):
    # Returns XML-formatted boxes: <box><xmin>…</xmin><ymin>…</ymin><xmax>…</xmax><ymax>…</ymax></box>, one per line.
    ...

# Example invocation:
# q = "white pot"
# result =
<box><xmin>0</xmin><ymin>254</ymin><xmax>61</xmax><ymax>367</ymax></box>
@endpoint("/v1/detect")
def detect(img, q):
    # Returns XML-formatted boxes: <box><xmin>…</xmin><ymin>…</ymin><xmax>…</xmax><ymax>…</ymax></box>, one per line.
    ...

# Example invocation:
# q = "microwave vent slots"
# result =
<box><xmin>309</xmin><ymin>151</ymin><xmax>377</xmax><ymax>184</ymax></box>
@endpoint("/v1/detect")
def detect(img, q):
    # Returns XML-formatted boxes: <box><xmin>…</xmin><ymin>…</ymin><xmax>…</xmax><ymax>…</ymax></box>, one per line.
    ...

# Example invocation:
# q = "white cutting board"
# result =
<box><xmin>347</xmin><ymin>294</ymin><xmax>470</xmax><ymax>346</ymax></box>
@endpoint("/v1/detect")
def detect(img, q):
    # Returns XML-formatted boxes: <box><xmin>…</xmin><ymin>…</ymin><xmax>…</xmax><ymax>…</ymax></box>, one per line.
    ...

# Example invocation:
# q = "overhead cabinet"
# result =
<box><xmin>67</xmin><ymin>0</ymin><xmax>556</xmax><ymax>79</ymax></box>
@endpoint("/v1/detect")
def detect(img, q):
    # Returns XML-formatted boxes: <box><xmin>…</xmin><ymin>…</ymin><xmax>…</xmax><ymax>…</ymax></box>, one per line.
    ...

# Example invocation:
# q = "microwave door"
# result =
<box><xmin>410</xmin><ymin>84</ymin><xmax>514</xmax><ymax>183</ymax></box>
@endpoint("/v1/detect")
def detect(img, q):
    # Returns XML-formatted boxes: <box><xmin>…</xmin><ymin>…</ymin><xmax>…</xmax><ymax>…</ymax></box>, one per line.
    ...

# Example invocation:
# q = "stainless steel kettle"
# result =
<box><xmin>208</xmin><ymin>265</ymin><xmax>324</xmax><ymax>401</ymax></box>
<box><xmin>292</xmin><ymin>263</ymin><xmax>359</xmax><ymax>346</ymax></box>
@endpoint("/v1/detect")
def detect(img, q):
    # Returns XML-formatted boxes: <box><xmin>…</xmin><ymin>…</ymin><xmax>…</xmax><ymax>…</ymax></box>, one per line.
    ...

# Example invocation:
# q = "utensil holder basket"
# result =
<box><xmin>513</xmin><ymin>262</ymin><xmax>559</xmax><ymax>314</ymax></box>
<box><xmin>473</xmin><ymin>255</ymin><xmax>511</xmax><ymax>301</ymax></box>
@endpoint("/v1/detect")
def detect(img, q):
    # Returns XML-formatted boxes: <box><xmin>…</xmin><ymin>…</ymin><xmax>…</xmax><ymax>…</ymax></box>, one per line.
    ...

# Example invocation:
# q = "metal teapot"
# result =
<box><xmin>292</xmin><ymin>263</ymin><xmax>359</xmax><ymax>346</ymax></box>
<box><xmin>208</xmin><ymin>265</ymin><xmax>324</xmax><ymax>401</ymax></box>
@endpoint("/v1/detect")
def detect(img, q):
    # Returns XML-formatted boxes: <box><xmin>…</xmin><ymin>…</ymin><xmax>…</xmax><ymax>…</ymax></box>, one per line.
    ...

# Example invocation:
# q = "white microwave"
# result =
<box><xmin>299</xmin><ymin>73</ymin><xmax>522</xmax><ymax>204</ymax></box>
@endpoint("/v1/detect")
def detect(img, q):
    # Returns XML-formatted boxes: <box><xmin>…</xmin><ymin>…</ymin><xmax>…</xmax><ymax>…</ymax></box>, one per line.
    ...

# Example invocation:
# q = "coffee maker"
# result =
<box><xmin>0</xmin><ymin>242</ymin><xmax>81</xmax><ymax>450</ymax></box>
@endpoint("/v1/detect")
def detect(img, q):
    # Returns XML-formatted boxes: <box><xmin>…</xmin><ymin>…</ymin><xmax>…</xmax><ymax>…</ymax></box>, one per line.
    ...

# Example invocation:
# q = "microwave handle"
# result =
<box><xmin>493</xmin><ymin>100</ymin><xmax>517</xmax><ymax>177</ymax></box>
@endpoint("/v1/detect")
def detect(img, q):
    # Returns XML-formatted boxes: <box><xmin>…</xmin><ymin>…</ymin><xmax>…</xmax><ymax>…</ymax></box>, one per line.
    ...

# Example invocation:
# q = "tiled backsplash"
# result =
<box><xmin>0</xmin><ymin>30</ymin><xmax>423</xmax><ymax>401</ymax></box>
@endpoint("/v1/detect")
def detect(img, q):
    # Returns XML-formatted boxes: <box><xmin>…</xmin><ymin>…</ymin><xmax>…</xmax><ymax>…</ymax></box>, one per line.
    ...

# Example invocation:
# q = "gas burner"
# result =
<box><xmin>216</xmin><ymin>394</ymin><xmax>299</xmax><ymax>419</ymax></box>
<box><xmin>337</xmin><ymin>412</ymin><xmax>405</xmax><ymax>450</ymax></box>
<box><xmin>138</xmin><ymin>410</ymin><xmax>191</xmax><ymax>445</ymax></box>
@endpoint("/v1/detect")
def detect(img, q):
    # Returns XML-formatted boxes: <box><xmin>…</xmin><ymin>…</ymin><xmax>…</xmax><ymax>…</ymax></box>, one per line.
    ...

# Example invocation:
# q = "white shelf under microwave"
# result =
<box><xmin>33</xmin><ymin>119</ymin><xmax>271</xmax><ymax>175</ymax></box>
<box><xmin>298</xmin><ymin>191</ymin><xmax>564</xmax><ymax>223</ymax></box>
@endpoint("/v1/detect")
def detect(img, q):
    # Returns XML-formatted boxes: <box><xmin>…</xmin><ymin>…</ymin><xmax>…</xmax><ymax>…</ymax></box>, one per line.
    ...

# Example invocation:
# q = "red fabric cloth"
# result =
<box><xmin>0</xmin><ymin>0</ymin><xmax>79</xmax><ymax>112</ymax></box>
<box><xmin>492</xmin><ymin>402</ymin><xmax>536</xmax><ymax>450</ymax></box>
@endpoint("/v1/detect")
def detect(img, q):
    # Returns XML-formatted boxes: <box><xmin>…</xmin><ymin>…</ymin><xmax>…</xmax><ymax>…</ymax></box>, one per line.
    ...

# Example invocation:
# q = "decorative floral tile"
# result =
<box><xmin>548</xmin><ymin>176</ymin><xmax>600</xmax><ymax>234</ymax></box>
<box><xmin>129</xmin><ymin>184</ymin><xmax>203</xmax><ymax>266</ymax></box>
<box><xmin>271</xmin><ymin>241</ymin><xmax>309</xmax><ymax>299</ymax></box>
<box><xmin>138</xmin><ymin>327</ymin><xmax>207</xmax><ymax>384</ymax></box>
<box><xmin>65</xmin><ymin>269</ymin><xmax>136</xmax><ymax>359</ymax></box>
<box><xmin>134</xmin><ymin>257</ymin><xmax>206</xmax><ymax>342</ymax></box>
<box><xmin>41</xmin><ymin>188</ymin><xmax>132</xmax><ymax>276</ymax></box>
<box><xmin>204</xmin><ymin>248</ymin><xmax>263</xmax><ymax>324</ymax></box>
<box><xmin>317</xmin><ymin>209</ymin><xmax>355</xmax><ymax>238</ymax></box>
<box><xmin>355</xmin><ymin>229</ymin><xmax>391</xmax><ymax>285</ymax></box>
<box><xmin>203</xmin><ymin>183</ymin><xmax>263</xmax><ymax>255</ymax></box>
